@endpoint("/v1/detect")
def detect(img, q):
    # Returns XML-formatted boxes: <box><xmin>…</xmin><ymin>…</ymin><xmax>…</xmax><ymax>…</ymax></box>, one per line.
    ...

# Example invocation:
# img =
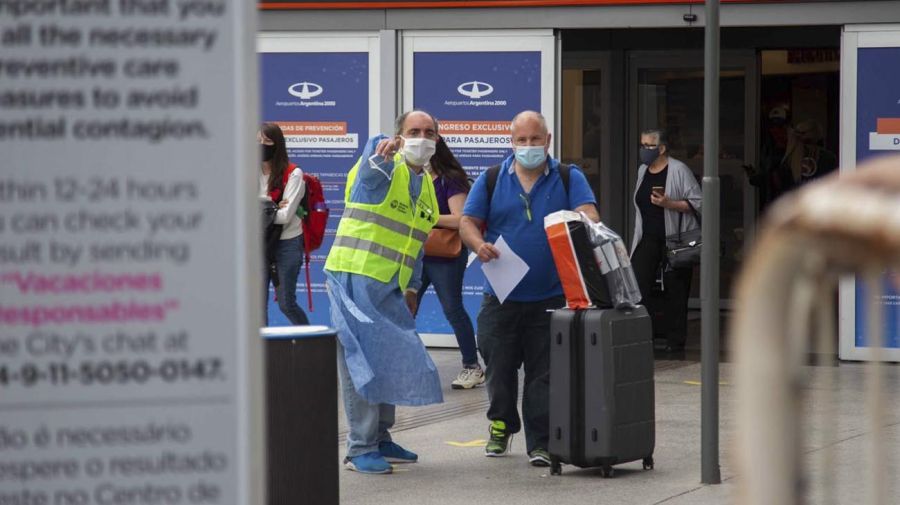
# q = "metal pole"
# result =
<box><xmin>379</xmin><ymin>29</ymin><xmax>398</xmax><ymax>133</ymax></box>
<box><xmin>701</xmin><ymin>0</ymin><xmax>722</xmax><ymax>485</ymax></box>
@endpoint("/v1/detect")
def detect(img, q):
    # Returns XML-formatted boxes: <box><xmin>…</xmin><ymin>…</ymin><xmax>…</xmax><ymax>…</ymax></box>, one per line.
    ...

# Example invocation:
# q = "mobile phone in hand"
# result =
<box><xmin>651</xmin><ymin>186</ymin><xmax>664</xmax><ymax>196</ymax></box>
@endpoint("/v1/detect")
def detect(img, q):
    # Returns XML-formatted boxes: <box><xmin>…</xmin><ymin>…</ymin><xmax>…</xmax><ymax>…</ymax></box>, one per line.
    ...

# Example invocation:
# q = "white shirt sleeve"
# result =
<box><xmin>274</xmin><ymin>168</ymin><xmax>306</xmax><ymax>225</ymax></box>
<box><xmin>259</xmin><ymin>173</ymin><xmax>271</xmax><ymax>200</ymax></box>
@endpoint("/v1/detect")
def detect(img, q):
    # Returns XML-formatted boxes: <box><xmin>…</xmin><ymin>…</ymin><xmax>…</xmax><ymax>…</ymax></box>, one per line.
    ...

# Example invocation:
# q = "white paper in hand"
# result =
<box><xmin>481</xmin><ymin>236</ymin><xmax>530</xmax><ymax>304</ymax></box>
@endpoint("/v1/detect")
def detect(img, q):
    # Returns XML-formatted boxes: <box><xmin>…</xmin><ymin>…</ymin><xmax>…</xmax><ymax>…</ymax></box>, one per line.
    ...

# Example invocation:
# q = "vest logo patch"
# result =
<box><xmin>390</xmin><ymin>199</ymin><xmax>410</xmax><ymax>214</ymax></box>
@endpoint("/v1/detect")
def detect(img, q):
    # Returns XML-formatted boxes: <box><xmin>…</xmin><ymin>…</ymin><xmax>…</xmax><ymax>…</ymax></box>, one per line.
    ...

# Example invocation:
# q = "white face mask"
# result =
<box><xmin>401</xmin><ymin>137</ymin><xmax>436</xmax><ymax>166</ymax></box>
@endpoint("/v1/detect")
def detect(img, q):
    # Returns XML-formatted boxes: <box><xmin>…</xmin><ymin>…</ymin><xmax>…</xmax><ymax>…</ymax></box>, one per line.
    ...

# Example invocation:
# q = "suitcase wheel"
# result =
<box><xmin>600</xmin><ymin>465</ymin><xmax>614</xmax><ymax>478</ymax></box>
<box><xmin>550</xmin><ymin>457</ymin><xmax>562</xmax><ymax>476</ymax></box>
<box><xmin>642</xmin><ymin>456</ymin><xmax>654</xmax><ymax>471</ymax></box>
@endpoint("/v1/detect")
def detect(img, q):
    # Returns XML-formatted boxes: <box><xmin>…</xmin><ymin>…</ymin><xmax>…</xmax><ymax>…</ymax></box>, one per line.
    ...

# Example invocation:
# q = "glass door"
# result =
<box><xmin>627</xmin><ymin>51</ymin><xmax>758</xmax><ymax>304</ymax></box>
<box><xmin>560</xmin><ymin>51</ymin><xmax>628</xmax><ymax>235</ymax></box>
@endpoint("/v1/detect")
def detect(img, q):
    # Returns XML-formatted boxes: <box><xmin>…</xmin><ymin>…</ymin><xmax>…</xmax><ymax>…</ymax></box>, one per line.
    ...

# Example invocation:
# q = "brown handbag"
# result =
<box><xmin>423</xmin><ymin>228</ymin><xmax>462</xmax><ymax>258</ymax></box>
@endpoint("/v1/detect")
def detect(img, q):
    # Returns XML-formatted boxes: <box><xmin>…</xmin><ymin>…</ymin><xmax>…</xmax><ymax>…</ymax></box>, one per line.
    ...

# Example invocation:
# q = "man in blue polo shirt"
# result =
<box><xmin>460</xmin><ymin>110</ymin><xmax>598</xmax><ymax>467</ymax></box>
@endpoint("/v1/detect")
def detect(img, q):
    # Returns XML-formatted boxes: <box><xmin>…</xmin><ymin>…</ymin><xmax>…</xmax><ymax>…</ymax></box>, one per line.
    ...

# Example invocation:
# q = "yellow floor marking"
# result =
<box><xmin>684</xmin><ymin>380</ymin><xmax>730</xmax><ymax>386</ymax></box>
<box><xmin>445</xmin><ymin>439</ymin><xmax>487</xmax><ymax>447</ymax></box>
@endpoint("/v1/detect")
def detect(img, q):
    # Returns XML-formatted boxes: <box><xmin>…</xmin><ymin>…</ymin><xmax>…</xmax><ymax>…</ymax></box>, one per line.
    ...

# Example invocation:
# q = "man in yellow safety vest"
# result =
<box><xmin>324</xmin><ymin>110</ymin><xmax>444</xmax><ymax>475</ymax></box>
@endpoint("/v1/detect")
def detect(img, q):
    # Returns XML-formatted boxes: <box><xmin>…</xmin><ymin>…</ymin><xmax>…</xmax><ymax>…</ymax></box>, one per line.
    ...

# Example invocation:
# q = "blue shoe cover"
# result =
<box><xmin>378</xmin><ymin>441</ymin><xmax>418</xmax><ymax>463</ymax></box>
<box><xmin>345</xmin><ymin>452</ymin><xmax>392</xmax><ymax>474</ymax></box>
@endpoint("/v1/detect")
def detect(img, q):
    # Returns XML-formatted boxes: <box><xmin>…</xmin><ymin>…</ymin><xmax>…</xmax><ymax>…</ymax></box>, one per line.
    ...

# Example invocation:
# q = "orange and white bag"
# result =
<box><xmin>544</xmin><ymin>211</ymin><xmax>641</xmax><ymax>310</ymax></box>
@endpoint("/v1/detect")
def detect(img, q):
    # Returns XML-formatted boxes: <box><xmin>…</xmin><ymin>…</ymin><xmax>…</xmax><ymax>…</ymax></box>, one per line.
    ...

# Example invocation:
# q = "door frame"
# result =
<box><xmin>626</xmin><ymin>50</ymin><xmax>759</xmax><ymax>308</ymax></box>
<box><xmin>560</xmin><ymin>51</ymin><xmax>628</xmax><ymax>234</ymax></box>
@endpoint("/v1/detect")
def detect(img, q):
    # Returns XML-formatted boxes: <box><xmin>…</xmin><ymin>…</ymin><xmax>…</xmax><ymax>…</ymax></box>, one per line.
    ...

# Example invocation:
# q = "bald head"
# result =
<box><xmin>510</xmin><ymin>110</ymin><xmax>551</xmax><ymax>154</ymax></box>
<box><xmin>395</xmin><ymin>110</ymin><xmax>438</xmax><ymax>139</ymax></box>
<box><xmin>510</xmin><ymin>111</ymin><xmax>548</xmax><ymax>136</ymax></box>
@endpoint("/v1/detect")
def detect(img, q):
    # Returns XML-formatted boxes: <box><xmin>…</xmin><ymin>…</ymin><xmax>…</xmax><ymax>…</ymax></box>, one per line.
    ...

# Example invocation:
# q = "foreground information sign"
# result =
<box><xmin>0</xmin><ymin>1</ymin><xmax>263</xmax><ymax>503</ymax></box>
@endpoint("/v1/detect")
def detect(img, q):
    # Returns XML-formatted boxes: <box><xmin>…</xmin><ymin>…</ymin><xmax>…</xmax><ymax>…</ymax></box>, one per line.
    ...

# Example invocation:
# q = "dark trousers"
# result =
<box><xmin>476</xmin><ymin>294</ymin><xmax>565</xmax><ymax>453</ymax></box>
<box><xmin>631</xmin><ymin>233</ymin><xmax>692</xmax><ymax>347</ymax></box>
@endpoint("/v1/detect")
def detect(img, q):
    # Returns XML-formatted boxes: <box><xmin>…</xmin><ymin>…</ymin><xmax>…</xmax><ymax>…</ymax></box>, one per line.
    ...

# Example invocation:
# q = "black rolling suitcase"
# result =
<box><xmin>548</xmin><ymin>306</ymin><xmax>655</xmax><ymax>477</ymax></box>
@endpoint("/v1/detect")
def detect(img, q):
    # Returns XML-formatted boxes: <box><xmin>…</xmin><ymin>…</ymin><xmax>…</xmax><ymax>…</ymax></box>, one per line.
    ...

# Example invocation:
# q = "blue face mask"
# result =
<box><xmin>639</xmin><ymin>147</ymin><xmax>660</xmax><ymax>166</ymax></box>
<box><xmin>515</xmin><ymin>146</ymin><xmax>547</xmax><ymax>170</ymax></box>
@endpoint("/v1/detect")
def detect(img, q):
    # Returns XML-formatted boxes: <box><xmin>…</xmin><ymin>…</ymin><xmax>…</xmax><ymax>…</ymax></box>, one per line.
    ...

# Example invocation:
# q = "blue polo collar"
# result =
<box><xmin>505</xmin><ymin>155</ymin><xmax>556</xmax><ymax>176</ymax></box>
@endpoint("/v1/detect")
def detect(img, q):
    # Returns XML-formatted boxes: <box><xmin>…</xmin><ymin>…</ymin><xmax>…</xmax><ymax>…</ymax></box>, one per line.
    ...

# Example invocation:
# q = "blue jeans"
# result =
<box><xmin>263</xmin><ymin>236</ymin><xmax>310</xmax><ymax>326</ymax></box>
<box><xmin>417</xmin><ymin>250</ymin><xmax>478</xmax><ymax>367</ymax></box>
<box><xmin>337</xmin><ymin>343</ymin><xmax>395</xmax><ymax>458</ymax></box>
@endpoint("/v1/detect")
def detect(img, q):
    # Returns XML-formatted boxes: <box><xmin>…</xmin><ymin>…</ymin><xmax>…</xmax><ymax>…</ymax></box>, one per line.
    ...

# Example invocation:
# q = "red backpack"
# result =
<box><xmin>297</xmin><ymin>173</ymin><xmax>329</xmax><ymax>311</ymax></box>
<box><xmin>299</xmin><ymin>173</ymin><xmax>328</xmax><ymax>255</ymax></box>
<box><xmin>276</xmin><ymin>165</ymin><xmax>330</xmax><ymax>311</ymax></box>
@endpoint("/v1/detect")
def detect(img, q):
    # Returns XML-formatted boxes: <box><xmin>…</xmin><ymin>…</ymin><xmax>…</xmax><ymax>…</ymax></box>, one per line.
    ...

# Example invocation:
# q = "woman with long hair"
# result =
<box><xmin>259</xmin><ymin>122</ymin><xmax>309</xmax><ymax>325</ymax></box>
<box><xmin>416</xmin><ymin>137</ymin><xmax>483</xmax><ymax>389</ymax></box>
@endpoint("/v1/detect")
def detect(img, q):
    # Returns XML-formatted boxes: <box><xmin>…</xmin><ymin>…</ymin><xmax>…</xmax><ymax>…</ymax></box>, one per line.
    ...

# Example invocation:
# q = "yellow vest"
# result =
<box><xmin>325</xmin><ymin>153</ymin><xmax>438</xmax><ymax>290</ymax></box>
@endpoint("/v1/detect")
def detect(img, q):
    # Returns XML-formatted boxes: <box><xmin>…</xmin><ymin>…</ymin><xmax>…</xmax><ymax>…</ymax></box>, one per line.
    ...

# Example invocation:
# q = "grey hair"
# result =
<box><xmin>640</xmin><ymin>128</ymin><xmax>668</xmax><ymax>147</ymax></box>
<box><xmin>395</xmin><ymin>110</ymin><xmax>439</xmax><ymax>136</ymax></box>
<box><xmin>510</xmin><ymin>110</ymin><xmax>548</xmax><ymax>134</ymax></box>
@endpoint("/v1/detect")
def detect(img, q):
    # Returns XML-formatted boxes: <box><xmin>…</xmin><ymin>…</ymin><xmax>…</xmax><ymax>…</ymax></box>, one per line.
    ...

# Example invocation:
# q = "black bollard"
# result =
<box><xmin>263</xmin><ymin>326</ymin><xmax>338</xmax><ymax>505</ymax></box>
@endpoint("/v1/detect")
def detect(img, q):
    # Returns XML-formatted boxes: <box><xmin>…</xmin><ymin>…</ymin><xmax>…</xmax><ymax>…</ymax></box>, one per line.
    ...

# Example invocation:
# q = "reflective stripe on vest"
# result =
<box><xmin>342</xmin><ymin>207</ymin><xmax>429</xmax><ymax>243</ymax></box>
<box><xmin>331</xmin><ymin>235</ymin><xmax>417</xmax><ymax>270</ymax></box>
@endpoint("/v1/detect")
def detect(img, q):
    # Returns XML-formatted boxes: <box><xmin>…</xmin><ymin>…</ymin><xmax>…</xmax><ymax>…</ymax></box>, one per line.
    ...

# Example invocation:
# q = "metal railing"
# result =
<box><xmin>732</xmin><ymin>155</ymin><xmax>900</xmax><ymax>504</ymax></box>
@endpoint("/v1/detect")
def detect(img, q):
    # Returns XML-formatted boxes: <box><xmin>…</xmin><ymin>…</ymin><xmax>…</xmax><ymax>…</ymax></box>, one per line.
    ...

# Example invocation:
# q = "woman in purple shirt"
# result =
<box><xmin>416</xmin><ymin>138</ymin><xmax>483</xmax><ymax>389</ymax></box>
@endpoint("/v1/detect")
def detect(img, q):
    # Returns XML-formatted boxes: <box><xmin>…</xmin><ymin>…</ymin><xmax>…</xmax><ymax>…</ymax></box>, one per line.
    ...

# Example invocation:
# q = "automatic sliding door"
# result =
<box><xmin>629</xmin><ymin>52</ymin><xmax>757</xmax><ymax>304</ymax></box>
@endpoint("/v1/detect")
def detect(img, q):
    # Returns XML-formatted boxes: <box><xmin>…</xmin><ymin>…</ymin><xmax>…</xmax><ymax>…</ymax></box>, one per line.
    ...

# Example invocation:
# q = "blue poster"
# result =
<box><xmin>260</xmin><ymin>52</ymin><xmax>369</xmax><ymax>326</ymax></box>
<box><xmin>853</xmin><ymin>47</ymin><xmax>900</xmax><ymax>348</ymax></box>
<box><xmin>413</xmin><ymin>51</ymin><xmax>542</xmax><ymax>334</ymax></box>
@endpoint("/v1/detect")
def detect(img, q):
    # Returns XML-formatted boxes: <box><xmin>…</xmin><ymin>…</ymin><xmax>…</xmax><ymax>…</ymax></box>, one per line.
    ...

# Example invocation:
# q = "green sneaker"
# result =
<box><xmin>484</xmin><ymin>420</ymin><xmax>513</xmax><ymax>457</ymax></box>
<box><xmin>528</xmin><ymin>448</ymin><xmax>551</xmax><ymax>467</ymax></box>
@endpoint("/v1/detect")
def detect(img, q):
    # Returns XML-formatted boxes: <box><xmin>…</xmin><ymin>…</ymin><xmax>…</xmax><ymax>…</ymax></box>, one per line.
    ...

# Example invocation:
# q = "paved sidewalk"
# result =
<box><xmin>337</xmin><ymin>349</ymin><xmax>900</xmax><ymax>505</ymax></box>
